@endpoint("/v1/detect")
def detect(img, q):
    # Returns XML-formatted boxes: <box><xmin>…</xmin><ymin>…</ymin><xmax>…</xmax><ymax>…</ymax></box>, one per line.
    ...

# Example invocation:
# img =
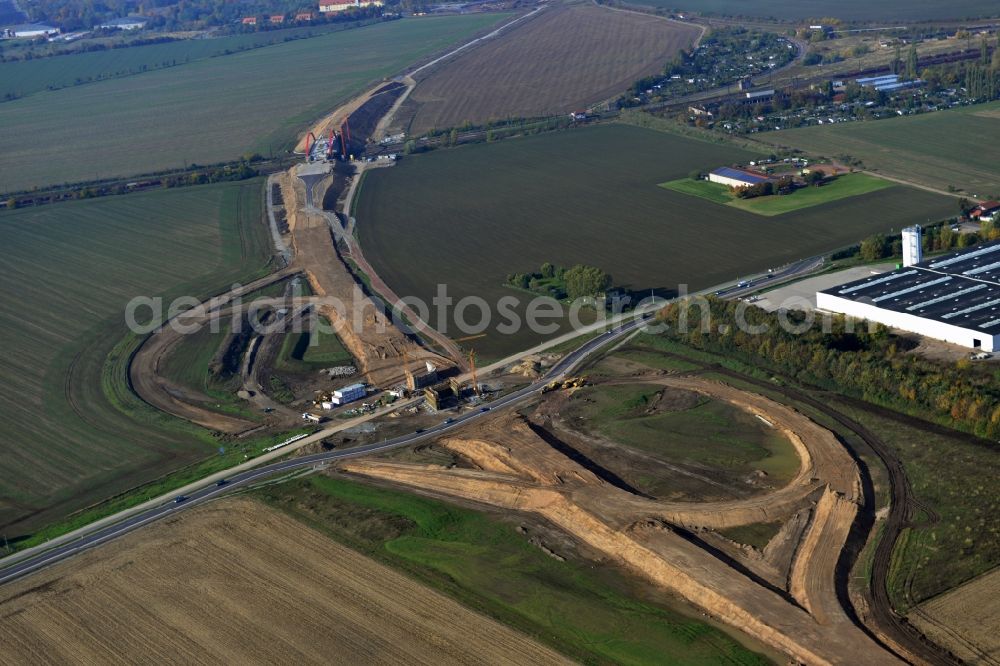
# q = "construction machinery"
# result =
<box><xmin>325</xmin><ymin>127</ymin><xmax>337</xmax><ymax>161</ymax></box>
<box><xmin>304</xmin><ymin>131</ymin><xmax>317</xmax><ymax>161</ymax></box>
<box><xmin>541</xmin><ymin>377</ymin><xmax>586</xmax><ymax>393</ymax></box>
<box><xmin>340</xmin><ymin>115</ymin><xmax>353</xmax><ymax>160</ymax></box>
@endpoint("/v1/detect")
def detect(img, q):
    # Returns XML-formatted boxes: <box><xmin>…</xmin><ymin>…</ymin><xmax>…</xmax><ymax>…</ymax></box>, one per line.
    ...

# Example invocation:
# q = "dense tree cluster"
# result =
<box><xmin>564</xmin><ymin>264</ymin><xmax>612</xmax><ymax>300</ymax></box>
<box><xmin>505</xmin><ymin>262</ymin><xmax>612</xmax><ymax>301</ymax></box>
<box><xmin>656</xmin><ymin>298</ymin><xmax>1000</xmax><ymax>439</ymax></box>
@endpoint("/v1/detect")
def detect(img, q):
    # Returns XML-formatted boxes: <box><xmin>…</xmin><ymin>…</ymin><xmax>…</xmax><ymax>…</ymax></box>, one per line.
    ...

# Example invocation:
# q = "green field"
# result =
<box><xmin>562</xmin><ymin>383</ymin><xmax>799</xmax><ymax>497</ymax></box>
<box><xmin>661</xmin><ymin>173</ymin><xmax>895</xmax><ymax>216</ymax></box>
<box><xmin>0</xmin><ymin>21</ymin><xmax>369</xmax><ymax>101</ymax></box>
<box><xmin>356</xmin><ymin>123</ymin><xmax>955</xmax><ymax>359</ymax></box>
<box><xmin>258</xmin><ymin>474</ymin><xmax>772</xmax><ymax>665</ymax></box>
<box><xmin>758</xmin><ymin>102</ymin><xmax>1000</xmax><ymax>196</ymax></box>
<box><xmin>277</xmin><ymin>316</ymin><xmax>354</xmax><ymax>372</ymax></box>
<box><xmin>828</xmin><ymin>401</ymin><xmax>1000</xmax><ymax>610</ymax></box>
<box><xmin>0</xmin><ymin>181</ymin><xmax>272</xmax><ymax>539</ymax></box>
<box><xmin>627</xmin><ymin>0</ymin><xmax>999</xmax><ymax>21</ymax></box>
<box><xmin>0</xmin><ymin>14</ymin><xmax>506</xmax><ymax>192</ymax></box>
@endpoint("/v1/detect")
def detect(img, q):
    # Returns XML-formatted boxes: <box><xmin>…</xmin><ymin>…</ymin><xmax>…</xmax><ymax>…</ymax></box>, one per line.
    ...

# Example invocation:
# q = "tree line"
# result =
<box><xmin>656</xmin><ymin>298</ymin><xmax>1000</xmax><ymax>440</ymax></box>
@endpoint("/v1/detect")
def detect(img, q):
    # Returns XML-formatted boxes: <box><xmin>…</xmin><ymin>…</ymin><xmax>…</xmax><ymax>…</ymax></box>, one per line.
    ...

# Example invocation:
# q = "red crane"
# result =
<box><xmin>326</xmin><ymin>127</ymin><xmax>336</xmax><ymax>160</ymax></box>
<box><xmin>304</xmin><ymin>131</ymin><xmax>317</xmax><ymax>160</ymax></box>
<box><xmin>341</xmin><ymin>115</ymin><xmax>353</xmax><ymax>159</ymax></box>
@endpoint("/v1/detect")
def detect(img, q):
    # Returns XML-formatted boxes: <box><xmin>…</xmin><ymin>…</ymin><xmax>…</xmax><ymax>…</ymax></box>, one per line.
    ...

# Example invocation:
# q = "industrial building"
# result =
<box><xmin>97</xmin><ymin>17</ymin><xmax>147</xmax><ymax>30</ymax></box>
<box><xmin>319</xmin><ymin>0</ymin><xmax>383</xmax><ymax>12</ymax></box>
<box><xmin>817</xmin><ymin>234</ymin><xmax>1000</xmax><ymax>351</ymax></box>
<box><xmin>855</xmin><ymin>74</ymin><xmax>923</xmax><ymax>93</ymax></box>
<box><xmin>708</xmin><ymin>167</ymin><xmax>775</xmax><ymax>189</ymax></box>
<box><xmin>1</xmin><ymin>24</ymin><xmax>59</xmax><ymax>38</ymax></box>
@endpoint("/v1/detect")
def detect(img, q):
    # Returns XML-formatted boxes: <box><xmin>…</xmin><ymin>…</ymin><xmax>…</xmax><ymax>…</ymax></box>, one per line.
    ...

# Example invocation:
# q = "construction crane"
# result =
<box><xmin>304</xmin><ymin>131</ymin><xmax>317</xmax><ymax>161</ymax></box>
<box><xmin>341</xmin><ymin>115</ymin><xmax>353</xmax><ymax>160</ymax></box>
<box><xmin>469</xmin><ymin>350</ymin><xmax>480</xmax><ymax>396</ymax></box>
<box><xmin>325</xmin><ymin>127</ymin><xmax>336</xmax><ymax>161</ymax></box>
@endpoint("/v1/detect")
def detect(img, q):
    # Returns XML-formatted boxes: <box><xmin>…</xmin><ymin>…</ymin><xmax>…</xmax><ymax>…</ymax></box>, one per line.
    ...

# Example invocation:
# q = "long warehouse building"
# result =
<box><xmin>817</xmin><ymin>240</ymin><xmax>1000</xmax><ymax>351</ymax></box>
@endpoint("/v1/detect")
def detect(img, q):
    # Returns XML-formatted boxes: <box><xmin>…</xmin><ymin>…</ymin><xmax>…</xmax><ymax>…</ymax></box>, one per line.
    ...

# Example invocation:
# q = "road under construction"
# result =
<box><xmin>0</xmin><ymin>9</ymin><xmax>964</xmax><ymax>665</ymax></box>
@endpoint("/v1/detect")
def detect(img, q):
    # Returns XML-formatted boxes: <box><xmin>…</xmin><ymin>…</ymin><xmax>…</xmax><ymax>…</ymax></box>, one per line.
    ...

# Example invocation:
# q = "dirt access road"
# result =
<box><xmin>128</xmin><ymin>267</ymin><xmax>301</xmax><ymax>433</ymax></box>
<box><xmin>644</xmin><ymin>351</ymin><xmax>958</xmax><ymax>666</ymax></box>
<box><xmin>0</xmin><ymin>498</ymin><xmax>571</xmax><ymax>666</ymax></box>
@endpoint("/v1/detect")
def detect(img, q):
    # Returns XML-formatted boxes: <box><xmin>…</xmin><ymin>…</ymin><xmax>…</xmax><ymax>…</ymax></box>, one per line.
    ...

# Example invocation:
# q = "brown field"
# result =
<box><xmin>0</xmin><ymin>499</ymin><xmax>570</xmax><ymax>665</ymax></box>
<box><xmin>403</xmin><ymin>3</ymin><xmax>700</xmax><ymax>134</ymax></box>
<box><xmin>909</xmin><ymin>566</ymin><xmax>1000</xmax><ymax>665</ymax></box>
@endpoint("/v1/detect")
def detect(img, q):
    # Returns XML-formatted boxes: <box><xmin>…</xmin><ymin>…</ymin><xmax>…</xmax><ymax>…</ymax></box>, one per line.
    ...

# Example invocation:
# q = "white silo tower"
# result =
<box><xmin>902</xmin><ymin>226</ymin><xmax>923</xmax><ymax>267</ymax></box>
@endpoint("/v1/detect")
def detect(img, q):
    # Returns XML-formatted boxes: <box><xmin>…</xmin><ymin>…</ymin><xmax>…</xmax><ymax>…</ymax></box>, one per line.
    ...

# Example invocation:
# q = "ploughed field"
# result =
<box><xmin>0</xmin><ymin>181</ymin><xmax>271</xmax><ymax>539</ymax></box>
<box><xmin>403</xmin><ymin>4</ymin><xmax>700</xmax><ymax>134</ymax></box>
<box><xmin>758</xmin><ymin>102</ymin><xmax>1000</xmax><ymax>196</ymax></box>
<box><xmin>355</xmin><ymin>124</ymin><xmax>956</xmax><ymax>359</ymax></box>
<box><xmin>0</xmin><ymin>21</ymin><xmax>365</xmax><ymax>101</ymax></box>
<box><xmin>0</xmin><ymin>498</ymin><xmax>572</xmax><ymax>665</ymax></box>
<box><xmin>625</xmin><ymin>0</ymin><xmax>999</xmax><ymax>22</ymax></box>
<box><xmin>0</xmin><ymin>14</ymin><xmax>506</xmax><ymax>192</ymax></box>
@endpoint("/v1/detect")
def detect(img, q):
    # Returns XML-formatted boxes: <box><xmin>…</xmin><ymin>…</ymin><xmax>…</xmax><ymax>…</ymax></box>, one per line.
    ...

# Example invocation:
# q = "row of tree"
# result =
<box><xmin>656</xmin><ymin>298</ymin><xmax>1000</xmax><ymax>439</ymax></box>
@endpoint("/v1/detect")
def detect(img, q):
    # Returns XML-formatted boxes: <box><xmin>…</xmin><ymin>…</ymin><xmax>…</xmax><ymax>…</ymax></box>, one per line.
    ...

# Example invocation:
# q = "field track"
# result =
<box><xmin>404</xmin><ymin>3</ymin><xmax>701</xmax><ymax>134</ymax></box>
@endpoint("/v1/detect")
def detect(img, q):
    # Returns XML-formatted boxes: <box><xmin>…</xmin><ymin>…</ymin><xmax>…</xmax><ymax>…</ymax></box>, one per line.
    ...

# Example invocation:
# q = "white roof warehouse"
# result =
<box><xmin>817</xmin><ymin>241</ymin><xmax>1000</xmax><ymax>352</ymax></box>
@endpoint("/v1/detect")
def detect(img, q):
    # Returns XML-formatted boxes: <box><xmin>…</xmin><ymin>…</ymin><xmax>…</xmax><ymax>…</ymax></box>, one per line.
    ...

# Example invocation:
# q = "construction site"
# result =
<box><xmin>3</xmin><ymin>6</ymin><xmax>994</xmax><ymax>664</ymax></box>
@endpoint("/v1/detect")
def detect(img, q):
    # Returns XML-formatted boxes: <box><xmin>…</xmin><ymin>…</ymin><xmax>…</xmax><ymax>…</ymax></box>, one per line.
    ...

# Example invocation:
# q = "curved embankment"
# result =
<box><xmin>338</xmin><ymin>378</ymin><xmax>898</xmax><ymax>665</ymax></box>
<box><xmin>788</xmin><ymin>486</ymin><xmax>859</xmax><ymax>625</ymax></box>
<box><xmin>128</xmin><ymin>268</ymin><xmax>300</xmax><ymax>433</ymax></box>
<box><xmin>591</xmin><ymin>376</ymin><xmax>861</xmax><ymax>530</ymax></box>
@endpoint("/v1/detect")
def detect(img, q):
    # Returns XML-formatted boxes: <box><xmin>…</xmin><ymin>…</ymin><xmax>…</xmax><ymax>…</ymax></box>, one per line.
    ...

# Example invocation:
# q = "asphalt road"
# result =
<box><xmin>0</xmin><ymin>314</ymin><xmax>650</xmax><ymax>586</ymax></box>
<box><xmin>711</xmin><ymin>255</ymin><xmax>825</xmax><ymax>300</ymax></box>
<box><xmin>0</xmin><ymin>255</ymin><xmax>824</xmax><ymax>586</ymax></box>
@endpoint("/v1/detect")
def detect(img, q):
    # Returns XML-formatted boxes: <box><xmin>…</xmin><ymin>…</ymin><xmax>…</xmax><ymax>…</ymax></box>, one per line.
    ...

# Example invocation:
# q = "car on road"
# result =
<box><xmin>444</xmin><ymin>418</ymin><xmax>455</xmax><ymax>424</ymax></box>
<box><xmin>480</xmin><ymin>406</ymin><xmax>491</xmax><ymax>412</ymax></box>
<box><xmin>415</xmin><ymin>428</ymin><xmax>425</xmax><ymax>434</ymax></box>
<box><xmin>173</xmin><ymin>496</ymin><xmax>188</xmax><ymax>504</ymax></box>
<box><xmin>215</xmin><ymin>479</ymin><xmax>228</xmax><ymax>487</ymax></box>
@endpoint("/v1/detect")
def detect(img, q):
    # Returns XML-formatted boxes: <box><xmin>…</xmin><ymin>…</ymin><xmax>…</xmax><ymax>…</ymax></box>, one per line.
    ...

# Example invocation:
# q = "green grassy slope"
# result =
<box><xmin>662</xmin><ymin>173</ymin><xmax>894</xmax><ymax>216</ymax></box>
<box><xmin>0</xmin><ymin>21</ymin><xmax>366</xmax><ymax>100</ymax></box>
<box><xmin>259</xmin><ymin>474</ymin><xmax>773</xmax><ymax>665</ymax></box>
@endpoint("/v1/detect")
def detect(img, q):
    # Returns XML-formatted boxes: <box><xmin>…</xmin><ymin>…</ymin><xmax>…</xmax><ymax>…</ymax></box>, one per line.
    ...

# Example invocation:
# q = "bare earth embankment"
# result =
<box><xmin>403</xmin><ymin>3</ymin><xmax>701</xmax><ymax>134</ymax></box>
<box><xmin>340</xmin><ymin>377</ymin><xmax>899</xmax><ymax>665</ymax></box>
<box><xmin>0</xmin><ymin>499</ymin><xmax>571</xmax><ymax>666</ymax></box>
